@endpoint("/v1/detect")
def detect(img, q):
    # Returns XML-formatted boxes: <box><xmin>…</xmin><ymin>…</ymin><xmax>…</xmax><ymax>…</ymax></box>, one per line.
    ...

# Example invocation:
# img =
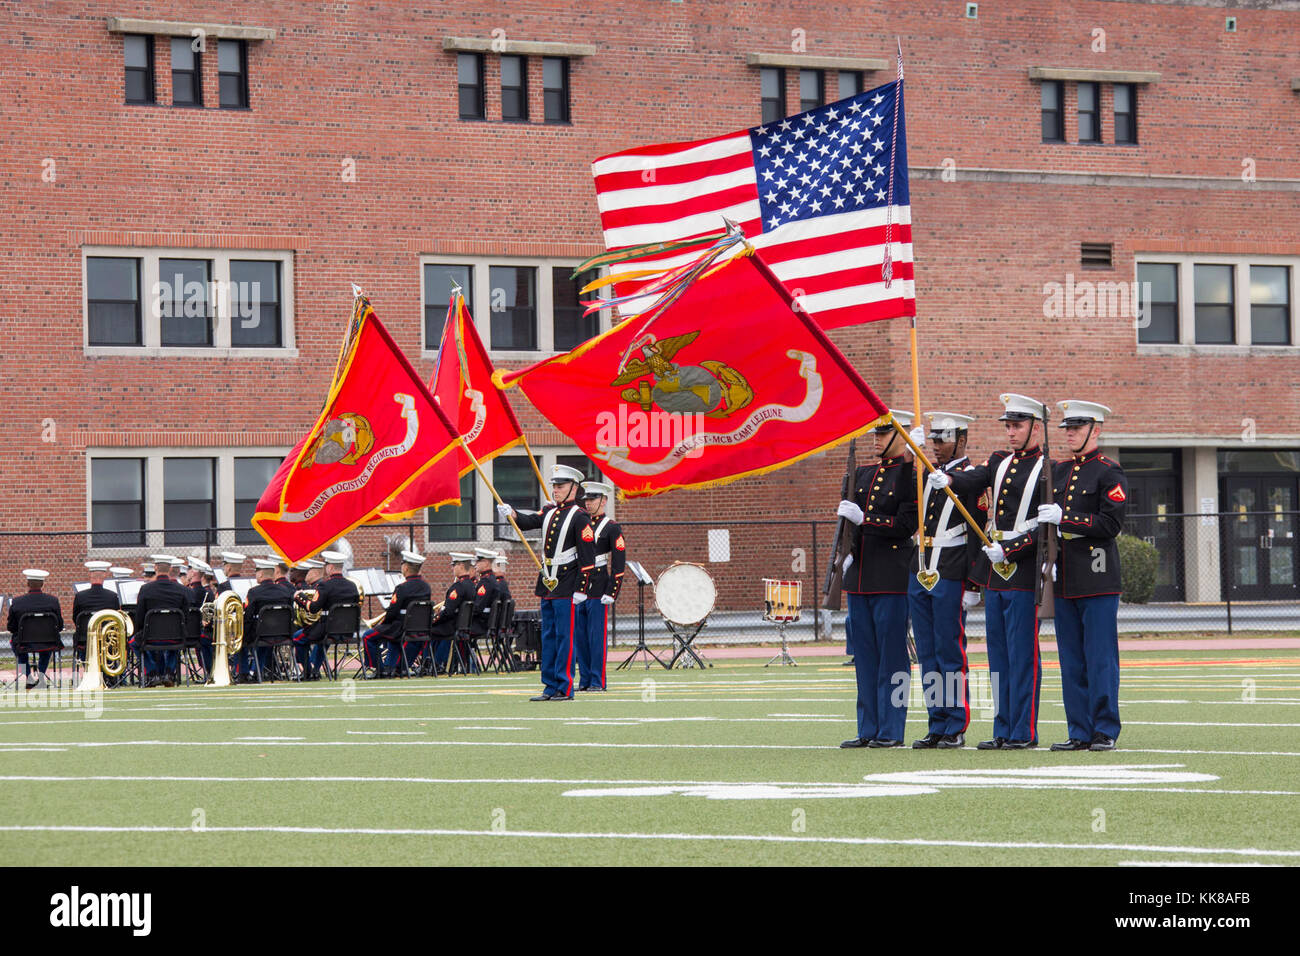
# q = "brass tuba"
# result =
<box><xmin>210</xmin><ymin>591</ymin><xmax>245</xmax><ymax>687</ymax></box>
<box><xmin>77</xmin><ymin>609</ymin><xmax>130</xmax><ymax>692</ymax></box>
<box><xmin>293</xmin><ymin>588</ymin><xmax>320</xmax><ymax>627</ymax></box>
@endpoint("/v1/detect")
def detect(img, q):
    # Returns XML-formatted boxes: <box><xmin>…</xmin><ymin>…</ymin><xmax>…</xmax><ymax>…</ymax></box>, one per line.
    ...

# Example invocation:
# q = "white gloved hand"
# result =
<box><xmin>600</xmin><ymin>594</ymin><xmax>615</xmax><ymax>605</ymax></box>
<box><xmin>497</xmin><ymin>503</ymin><xmax>515</xmax><ymax>520</ymax></box>
<box><xmin>842</xmin><ymin>553</ymin><xmax>853</xmax><ymax>574</ymax></box>
<box><xmin>571</xmin><ymin>592</ymin><xmax>587</xmax><ymax>605</ymax></box>
<box><xmin>1037</xmin><ymin>503</ymin><xmax>1063</xmax><ymax>525</ymax></box>
<box><xmin>962</xmin><ymin>590</ymin><xmax>981</xmax><ymax>608</ymax></box>
<box><xmin>909</xmin><ymin>426</ymin><xmax>926</xmax><ymax>446</ymax></box>
<box><xmin>837</xmin><ymin>499</ymin><xmax>864</xmax><ymax>525</ymax></box>
<box><xmin>927</xmin><ymin>470</ymin><xmax>951</xmax><ymax>490</ymax></box>
<box><xmin>982</xmin><ymin>542</ymin><xmax>1006</xmax><ymax>564</ymax></box>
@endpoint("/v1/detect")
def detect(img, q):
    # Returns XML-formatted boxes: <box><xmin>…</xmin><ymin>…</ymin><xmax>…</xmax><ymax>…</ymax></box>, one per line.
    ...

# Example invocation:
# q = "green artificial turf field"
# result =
<box><xmin>1</xmin><ymin>646</ymin><xmax>1297</xmax><ymax>866</ymax></box>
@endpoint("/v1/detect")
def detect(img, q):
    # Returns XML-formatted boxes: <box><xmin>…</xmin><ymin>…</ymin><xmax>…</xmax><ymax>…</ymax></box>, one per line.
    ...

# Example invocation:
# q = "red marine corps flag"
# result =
<box><xmin>495</xmin><ymin>249</ymin><xmax>890</xmax><ymax>497</ymax></box>
<box><xmin>376</xmin><ymin>291</ymin><xmax>527</xmax><ymax>519</ymax></box>
<box><xmin>253</xmin><ymin>296</ymin><xmax>462</xmax><ymax>563</ymax></box>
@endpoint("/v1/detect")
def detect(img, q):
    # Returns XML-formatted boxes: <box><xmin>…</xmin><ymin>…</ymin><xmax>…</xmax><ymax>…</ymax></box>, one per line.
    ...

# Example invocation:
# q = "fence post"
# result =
<box><xmin>204</xmin><ymin>526</ymin><xmax>212</xmax><ymax>566</ymax></box>
<box><xmin>810</xmin><ymin>519</ymin><xmax>820</xmax><ymax>642</ymax></box>
<box><xmin>1222</xmin><ymin>513</ymin><xmax>1233</xmax><ymax>635</ymax></box>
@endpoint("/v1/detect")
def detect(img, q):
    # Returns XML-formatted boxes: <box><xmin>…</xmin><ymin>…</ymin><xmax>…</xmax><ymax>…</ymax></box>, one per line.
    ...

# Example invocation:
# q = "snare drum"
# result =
<box><xmin>654</xmin><ymin>563</ymin><xmax>716</xmax><ymax>626</ymax></box>
<box><xmin>763</xmin><ymin>578</ymin><xmax>802</xmax><ymax>622</ymax></box>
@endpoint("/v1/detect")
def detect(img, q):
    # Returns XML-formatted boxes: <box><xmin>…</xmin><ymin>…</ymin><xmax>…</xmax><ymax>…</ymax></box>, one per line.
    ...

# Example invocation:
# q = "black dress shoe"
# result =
<box><xmin>550</xmin><ymin>694</ymin><xmax>573</xmax><ymax>701</ymax></box>
<box><xmin>529</xmin><ymin>694</ymin><xmax>553</xmax><ymax>701</ymax></box>
<box><xmin>937</xmin><ymin>733</ymin><xmax>965</xmax><ymax>749</ymax></box>
<box><xmin>912</xmin><ymin>733</ymin><xmax>942</xmax><ymax>749</ymax></box>
<box><xmin>1089</xmin><ymin>735</ymin><xmax>1117</xmax><ymax>751</ymax></box>
<box><xmin>1003</xmin><ymin>739</ymin><xmax>1037</xmax><ymax>750</ymax></box>
<box><xmin>976</xmin><ymin>737</ymin><xmax>1006</xmax><ymax>750</ymax></box>
<box><xmin>839</xmin><ymin>737</ymin><xmax>870</xmax><ymax>748</ymax></box>
<box><xmin>841</xmin><ymin>657</ymin><xmax>855</xmax><ymax>666</ymax></box>
<box><xmin>868</xmin><ymin>738</ymin><xmax>903</xmax><ymax>748</ymax></box>
<box><xmin>1049</xmin><ymin>738</ymin><xmax>1092</xmax><ymax>751</ymax></box>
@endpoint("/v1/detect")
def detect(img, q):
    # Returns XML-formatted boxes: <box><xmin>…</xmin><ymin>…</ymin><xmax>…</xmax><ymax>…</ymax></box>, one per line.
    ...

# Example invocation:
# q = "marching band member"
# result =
<box><xmin>471</xmin><ymin>547</ymin><xmax>501</xmax><ymax>639</ymax></box>
<box><xmin>492</xmin><ymin>554</ymin><xmax>511</xmax><ymax>601</ymax></box>
<box><xmin>187</xmin><ymin>557</ymin><xmax>217</xmax><ymax>676</ymax></box>
<box><xmin>364</xmin><ymin>550</ymin><xmax>431</xmax><ymax>677</ymax></box>
<box><xmin>292</xmin><ymin>550</ymin><xmax>356</xmax><ymax>680</ymax></box>
<box><xmin>934</xmin><ymin>394</ymin><xmax>1047</xmax><ymax>749</ymax></box>
<box><xmin>576</xmin><ymin>480</ymin><xmax>624</xmax><ymax>693</ymax></box>
<box><xmin>1042</xmin><ymin>400</ymin><xmax>1128</xmax><ymax>752</ymax></box>
<box><xmin>242</xmin><ymin>559</ymin><xmax>286</xmax><ymax>681</ymax></box>
<box><xmin>217</xmin><ymin>552</ymin><xmax>247</xmax><ymax>595</ymax></box>
<box><xmin>273</xmin><ymin>560</ymin><xmax>292</xmax><ymax>590</ymax></box>
<box><xmin>498</xmin><ymin>464</ymin><xmax>595</xmax><ymax>701</ymax></box>
<box><xmin>909</xmin><ymin>413</ymin><xmax>984</xmax><ymax>748</ymax></box>
<box><xmin>8</xmin><ymin>569</ymin><xmax>62</xmax><ymax>689</ymax></box>
<box><xmin>837</xmin><ymin>412</ymin><xmax>919</xmax><ymax>748</ymax></box>
<box><xmin>431</xmin><ymin>551</ymin><xmax>478</xmax><ymax>673</ymax></box>
<box><xmin>139</xmin><ymin>561</ymin><xmax>155</xmax><ymax>581</ymax></box>
<box><xmin>133</xmin><ymin>555</ymin><xmax>190</xmax><ymax>686</ymax></box>
<box><xmin>72</xmin><ymin>560</ymin><xmax>121</xmax><ymax>665</ymax></box>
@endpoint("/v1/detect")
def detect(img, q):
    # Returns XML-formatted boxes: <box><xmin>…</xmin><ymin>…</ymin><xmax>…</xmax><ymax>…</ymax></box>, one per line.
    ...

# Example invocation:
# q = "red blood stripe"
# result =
<box><xmin>593</xmin><ymin>149</ymin><xmax>754</xmax><ymax>194</ymax></box>
<box><xmin>1030</xmin><ymin>606</ymin><xmax>1040</xmax><ymax>742</ymax></box>
<box><xmin>600</xmin><ymin>603</ymin><xmax>608</xmax><ymax>689</ymax></box>
<box><xmin>598</xmin><ymin>182</ymin><xmax>761</xmax><ymax>231</ymax></box>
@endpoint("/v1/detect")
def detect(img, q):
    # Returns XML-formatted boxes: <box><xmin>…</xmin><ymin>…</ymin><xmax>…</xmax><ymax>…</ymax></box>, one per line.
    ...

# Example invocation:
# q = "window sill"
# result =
<box><xmin>84</xmin><ymin>346</ymin><xmax>298</xmax><ymax>359</ymax></box>
<box><xmin>1136</xmin><ymin>343</ymin><xmax>1296</xmax><ymax>356</ymax></box>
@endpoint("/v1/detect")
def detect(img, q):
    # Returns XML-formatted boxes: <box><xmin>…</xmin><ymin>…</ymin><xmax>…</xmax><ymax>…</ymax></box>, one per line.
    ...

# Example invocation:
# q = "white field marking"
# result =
<box><xmin>0</xmin><ymin>748</ymin><xmax>67</xmax><ymax>753</ymax></box>
<box><xmin>1118</xmin><ymin>860</ymin><xmax>1281</xmax><ymax>867</ymax></box>
<box><xmin>770</xmin><ymin>713</ymin><xmax>842</xmax><ymax>717</ymax></box>
<box><xmin>563</xmin><ymin>721</ymin><xmax>642</xmax><ymax>727</ymax></box>
<box><xmin>565</xmin><ymin>783</ymin><xmax>939</xmax><ymax>799</ymax></box>
<box><xmin>454</xmin><ymin>726</ymin><xmax>531</xmax><ymax>731</ymax></box>
<box><xmin>861</xmin><ymin>765</ymin><xmax>1219</xmax><ymax>788</ymax></box>
<box><xmin>345</xmin><ymin>731</ymin><xmax>426</xmax><ymax>736</ymax></box>
<box><xmin>0</xmin><ymin>824</ymin><xmax>1297</xmax><ymax>859</ymax></box>
<box><xmin>0</xmin><ymin>739</ymin><xmax>834</xmax><ymax>751</ymax></box>
<box><xmin>1036</xmin><ymin>719</ymin><xmax>1300</xmax><ymax>728</ymax></box>
<box><xmin>235</xmin><ymin>736</ymin><xmax>306</xmax><ymax>741</ymax></box>
<box><xmin>1125</xmin><ymin>748</ymin><xmax>1300</xmax><ymax>758</ymax></box>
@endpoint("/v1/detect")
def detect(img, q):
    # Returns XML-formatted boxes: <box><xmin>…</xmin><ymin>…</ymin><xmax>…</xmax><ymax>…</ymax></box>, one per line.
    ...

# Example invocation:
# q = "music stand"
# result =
<box><xmin>615</xmin><ymin>561</ymin><xmax>667</xmax><ymax>671</ymax></box>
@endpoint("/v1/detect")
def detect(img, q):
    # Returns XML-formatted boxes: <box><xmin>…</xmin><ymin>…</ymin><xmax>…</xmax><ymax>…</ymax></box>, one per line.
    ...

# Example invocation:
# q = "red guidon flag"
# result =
<box><xmin>495</xmin><ymin>252</ymin><xmax>889</xmax><ymax>497</ymax></box>
<box><xmin>376</xmin><ymin>292</ymin><xmax>525</xmax><ymax>519</ymax></box>
<box><xmin>253</xmin><ymin>297</ymin><xmax>462</xmax><ymax>562</ymax></box>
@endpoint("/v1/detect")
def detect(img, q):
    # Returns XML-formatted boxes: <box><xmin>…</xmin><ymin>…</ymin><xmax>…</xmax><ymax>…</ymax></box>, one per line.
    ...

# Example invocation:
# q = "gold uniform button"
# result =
<box><xmin>1067</xmin><ymin>495</ymin><xmax>1073</xmax><ymax>501</ymax></box>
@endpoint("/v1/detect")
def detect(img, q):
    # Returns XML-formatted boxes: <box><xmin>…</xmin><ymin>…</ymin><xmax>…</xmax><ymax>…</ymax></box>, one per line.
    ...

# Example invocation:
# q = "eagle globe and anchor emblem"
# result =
<box><xmin>300</xmin><ymin>413</ymin><xmax>375</xmax><ymax>468</ymax></box>
<box><xmin>610</xmin><ymin>331</ymin><xmax>753</xmax><ymax>418</ymax></box>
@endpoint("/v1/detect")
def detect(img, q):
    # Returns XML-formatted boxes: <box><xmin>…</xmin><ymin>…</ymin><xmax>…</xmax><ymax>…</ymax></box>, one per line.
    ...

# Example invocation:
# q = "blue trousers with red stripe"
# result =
<box><xmin>539</xmin><ymin>597</ymin><xmax>576</xmax><ymax>698</ymax></box>
<box><xmin>844</xmin><ymin>592</ymin><xmax>909</xmax><ymax>742</ymax></box>
<box><xmin>907</xmin><ymin>575</ymin><xmax>970</xmax><ymax>736</ymax></box>
<box><xmin>983</xmin><ymin>588</ymin><xmax>1041</xmax><ymax>744</ymax></box>
<box><xmin>1054</xmin><ymin>593</ymin><xmax>1121</xmax><ymax>742</ymax></box>
<box><xmin>574</xmin><ymin>599</ymin><xmax>609</xmax><ymax>690</ymax></box>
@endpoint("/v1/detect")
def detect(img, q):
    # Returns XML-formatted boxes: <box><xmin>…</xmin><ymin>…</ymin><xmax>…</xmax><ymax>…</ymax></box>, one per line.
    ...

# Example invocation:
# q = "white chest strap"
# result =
<box><xmin>991</xmin><ymin>454</ymin><xmax>1043</xmax><ymax>536</ymax></box>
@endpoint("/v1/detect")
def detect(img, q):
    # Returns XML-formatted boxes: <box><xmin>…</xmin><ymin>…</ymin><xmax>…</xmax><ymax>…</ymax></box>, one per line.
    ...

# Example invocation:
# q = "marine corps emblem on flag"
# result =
<box><xmin>611</xmin><ymin>332</ymin><xmax>753</xmax><ymax>418</ymax></box>
<box><xmin>301</xmin><ymin>413</ymin><xmax>375</xmax><ymax>468</ymax></box>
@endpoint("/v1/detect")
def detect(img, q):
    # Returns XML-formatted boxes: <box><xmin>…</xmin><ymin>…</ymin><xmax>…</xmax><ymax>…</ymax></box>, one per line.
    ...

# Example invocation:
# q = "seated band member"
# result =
<box><xmin>9</xmin><ymin>569</ymin><xmax>63</xmax><ymax>690</ymax></box>
<box><xmin>216</xmin><ymin>552</ymin><xmax>248</xmax><ymax>596</ymax></box>
<box><xmin>431</xmin><ymin>552</ymin><xmax>478</xmax><ymax>674</ymax></box>
<box><xmin>187</xmin><ymin>558</ymin><xmax>217</xmax><ymax>676</ymax></box>
<box><xmin>575</xmin><ymin>481</ymin><xmax>625</xmax><ymax>692</ymax></box>
<box><xmin>133</xmin><ymin>555</ymin><xmax>192</xmax><ymax>687</ymax></box>
<box><xmin>363</xmin><ymin>550</ymin><xmax>432</xmax><ymax>677</ymax></box>
<box><xmin>292</xmin><ymin>550</ymin><xmax>358</xmax><ymax>680</ymax></box>
<box><xmin>242</xmin><ymin>559</ymin><xmax>290</xmax><ymax>681</ymax></box>
<box><xmin>471</xmin><ymin>547</ymin><xmax>501</xmax><ymax>638</ymax></box>
<box><xmin>72</xmin><ymin>560</ymin><xmax>121</xmax><ymax>664</ymax></box>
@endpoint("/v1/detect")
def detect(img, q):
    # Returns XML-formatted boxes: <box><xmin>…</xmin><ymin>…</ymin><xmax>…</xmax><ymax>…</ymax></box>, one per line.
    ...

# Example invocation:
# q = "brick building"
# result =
<box><xmin>2</xmin><ymin>0</ymin><xmax>1299</xmax><ymax>614</ymax></box>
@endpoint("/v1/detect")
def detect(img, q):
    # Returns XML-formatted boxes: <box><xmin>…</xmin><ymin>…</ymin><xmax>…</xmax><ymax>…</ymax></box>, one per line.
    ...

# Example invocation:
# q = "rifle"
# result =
<box><xmin>822</xmin><ymin>439</ymin><xmax>858</xmax><ymax>611</ymax></box>
<box><xmin>1035</xmin><ymin>403</ymin><xmax>1057</xmax><ymax>618</ymax></box>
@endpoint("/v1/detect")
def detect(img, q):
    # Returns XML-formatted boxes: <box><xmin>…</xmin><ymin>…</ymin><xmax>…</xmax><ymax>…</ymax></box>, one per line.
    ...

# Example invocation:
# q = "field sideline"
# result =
<box><xmin>1</xmin><ymin>646</ymin><xmax>1297</xmax><ymax>866</ymax></box>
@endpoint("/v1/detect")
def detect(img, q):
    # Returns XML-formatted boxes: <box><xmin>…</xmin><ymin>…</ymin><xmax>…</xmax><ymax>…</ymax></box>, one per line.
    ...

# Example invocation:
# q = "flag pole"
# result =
<box><xmin>890</xmin><ymin>418</ymin><xmax>993</xmax><ymax>547</ymax></box>
<box><xmin>520</xmin><ymin>436</ymin><xmax>554</xmax><ymax>503</ymax></box>
<box><xmin>458</xmin><ymin>437</ymin><xmax>545</xmax><ymax>574</ymax></box>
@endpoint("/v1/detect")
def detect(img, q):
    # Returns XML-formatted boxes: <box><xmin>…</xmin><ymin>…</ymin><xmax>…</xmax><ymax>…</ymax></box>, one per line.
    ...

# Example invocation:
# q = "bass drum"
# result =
<box><xmin>654</xmin><ymin>562</ymin><xmax>716</xmax><ymax>626</ymax></box>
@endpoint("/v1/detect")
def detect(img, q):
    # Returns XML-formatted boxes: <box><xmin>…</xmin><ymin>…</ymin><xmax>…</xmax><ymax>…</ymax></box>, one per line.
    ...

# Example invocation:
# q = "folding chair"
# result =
<box><xmin>9</xmin><ymin>612</ymin><xmax>64</xmax><ymax>688</ymax></box>
<box><xmin>446</xmin><ymin>601</ymin><xmax>476</xmax><ymax>675</ymax></box>
<box><xmin>248</xmin><ymin>604</ymin><xmax>294</xmax><ymax>683</ymax></box>
<box><xmin>71</xmin><ymin>611</ymin><xmax>92</xmax><ymax>684</ymax></box>
<box><xmin>397</xmin><ymin>601</ymin><xmax>433</xmax><ymax>677</ymax></box>
<box><xmin>319</xmin><ymin>603</ymin><xmax>361</xmax><ymax>680</ymax></box>
<box><xmin>179</xmin><ymin>606</ymin><xmax>206</xmax><ymax>685</ymax></box>
<box><xmin>138</xmin><ymin>608</ymin><xmax>185</xmax><ymax>687</ymax></box>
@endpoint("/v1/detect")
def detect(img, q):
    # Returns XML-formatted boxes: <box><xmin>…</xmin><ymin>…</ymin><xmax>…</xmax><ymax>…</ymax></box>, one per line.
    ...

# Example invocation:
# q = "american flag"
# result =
<box><xmin>591</xmin><ymin>78</ymin><xmax>914</xmax><ymax>331</ymax></box>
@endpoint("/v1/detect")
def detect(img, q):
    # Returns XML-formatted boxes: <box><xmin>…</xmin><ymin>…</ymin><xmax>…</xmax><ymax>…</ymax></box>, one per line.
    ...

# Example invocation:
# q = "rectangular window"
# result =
<box><xmin>495</xmin><ymin>458</ymin><xmax>540</xmax><ymax>539</ymax></box>
<box><xmin>234</xmin><ymin>457</ymin><xmax>278</xmax><ymax>544</ymax></box>
<box><xmin>1137</xmin><ymin>262</ymin><xmax>1179</xmax><ymax>344</ymax></box>
<box><xmin>542</xmin><ymin>56</ymin><xmax>570</xmax><ymax>123</ymax></box>
<box><xmin>458</xmin><ymin>52</ymin><xmax>485</xmax><ymax>120</ymax></box>
<box><xmin>163</xmin><ymin>458</ymin><xmax>216</xmax><ymax>546</ymax></box>
<box><xmin>837</xmin><ymin>70</ymin><xmax>863</xmax><ymax>100</ymax></box>
<box><xmin>423</xmin><ymin>263</ymin><xmax>473</xmax><ymax>349</ymax></box>
<box><xmin>552</xmin><ymin>267</ymin><xmax>600</xmax><ymax>352</ymax></box>
<box><xmin>799</xmin><ymin>69</ymin><xmax>824</xmax><ymax>113</ymax></box>
<box><xmin>171</xmin><ymin>37</ymin><xmax>202</xmax><ymax>107</ymax></box>
<box><xmin>429</xmin><ymin>472</ymin><xmax>477</xmax><ymax>541</ymax></box>
<box><xmin>1041</xmin><ymin>81</ymin><xmax>1063</xmax><ymax>142</ymax></box>
<box><xmin>1194</xmin><ymin>264</ymin><xmax>1235</xmax><ymax>344</ymax></box>
<box><xmin>761</xmin><ymin>67</ymin><xmax>786</xmax><ymax>125</ymax></box>
<box><xmin>124</xmin><ymin>34</ymin><xmax>155</xmax><ymax>105</ymax></box>
<box><xmin>557</xmin><ymin>454</ymin><xmax>599</xmax><ymax>484</ymax></box>
<box><xmin>218</xmin><ymin>39</ymin><xmax>248</xmax><ymax>109</ymax></box>
<box><xmin>87</xmin><ymin>256</ymin><xmax>142</xmax><ymax>346</ymax></box>
<box><xmin>1114</xmin><ymin>83</ymin><xmax>1137</xmax><ymax>145</ymax></box>
<box><xmin>489</xmin><ymin>265</ymin><xmax>537</xmax><ymax>351</ymax></box>
<box><xmin>1251</xmin><ymin>265</ymin><xmax>1291</xmax><ymax>345</ymax></box>
<box><xmin>229</xmin><ymin>260</ymin><xmax>281</xmax><ymax>347</ymax></box>
<box><xmin>91</xmin><ymin>458</ymin><xmax>145</xmax><ymax>548</ymax></box>
<box><xmin>1077</xmin><ymin>82</ymin><xmax>1100</xmax><ymax>143</ymax></box>
<box><xmin>501</xmin><ymin>54</ymin><xmax>528</xmax><ymax>122</ymax></box>
<box><xmin>158</xmin><ymin>258</ymin><xmax>213</xmax><ymax>347</ymax></box>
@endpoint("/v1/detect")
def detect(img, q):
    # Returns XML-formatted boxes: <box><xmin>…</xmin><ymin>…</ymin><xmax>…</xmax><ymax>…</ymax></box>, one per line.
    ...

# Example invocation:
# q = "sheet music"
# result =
<box><xmin>116</xmin><ymin>580</ymin><xmax>144</xmax><ymax>605</ymax></box>
<box><xmin>230</xmin><ymin>578</ymin><xmax>255</xmax><ymax>601</ymax></box>
<box><xmin>73</xmin><ymin>582</ymin><xmax>91</xmax><ymax>592</ymax></box>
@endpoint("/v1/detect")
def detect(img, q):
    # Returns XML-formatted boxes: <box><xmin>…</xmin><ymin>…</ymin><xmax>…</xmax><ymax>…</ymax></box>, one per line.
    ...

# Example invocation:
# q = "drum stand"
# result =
<box><xmin>765</xmin><ymin>619</ymin><xmax>798</xmax><ymax>667</ymax></box>
<box><xmin>616</xmin><ymin>577</ymin><xmax>667</xmax><ymax>670</ymax></box>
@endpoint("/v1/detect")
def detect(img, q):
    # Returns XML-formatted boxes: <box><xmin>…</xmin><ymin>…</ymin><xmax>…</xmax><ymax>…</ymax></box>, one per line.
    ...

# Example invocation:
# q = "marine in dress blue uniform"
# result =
<box><xmin>1040</xmin><ymin>400</ymin><xmax>1128</xmax><ymax>752</ymax></box>
<box><xmin>838</xmin><ymin>411</ymin><xmax>919</xmax><ymax>748</ymax></box>
<box><xmin>133</xmin><ymin>555</ymin><xmax>193</xmax><ymax>685</ymax></box>
<box><xmin>909</xmin><ymin>412</ymin><xmax>986</xmax><ymax>748</ymax></box>
<box><xmin>242</xmin><ymin>559</ymin><xmax>292</xmax><ymax>680</ymax></box>
<box><xmin>575</xmin><ymin>481</ymin><xmax>625</xmax><ymax>692</ymax></box>
<box><xmin>940</xmin><ymin>393</ymin><xmax>1048</xmax><ymax>749</ymax></box>
<box><xmin>500</xmin><ymin>464</ymin><xmax>596</xmax><ymax>701</ymax></box>
<box><xmin>72</xmin><ymin>561</ymin><xmax>122</xmax><ymax>664</ymax></box>
<box><xmin>431</xmin><ymin>552</ymin><xmax>478</xmax><ymax>672</ymax></box>
<box><xmin>292</xmin><ymin>551</ymin><xmax>358</xmax><ymax>680</ymax></box>
<box><xmin>363</xmin><ymin>550</ymin><xmax>432</xmax><ymax>676</ymax></box>
<box><xmin>8</xmin><ymin>569</ymin><xmax>63</xmax><ymax>689</ymax></box>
